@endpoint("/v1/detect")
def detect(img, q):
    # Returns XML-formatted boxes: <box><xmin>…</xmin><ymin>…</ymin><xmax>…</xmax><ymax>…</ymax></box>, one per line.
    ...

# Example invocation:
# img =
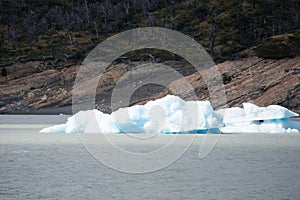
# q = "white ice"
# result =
<box><xmin>217</xmin><ymin>103</ymin><xmax>299</xmax><ymax>133</ymax></box>
<box><xmin>39</xmin><ymin>95</ymin><xmax>299</xmax><ymax>134</ymax></box>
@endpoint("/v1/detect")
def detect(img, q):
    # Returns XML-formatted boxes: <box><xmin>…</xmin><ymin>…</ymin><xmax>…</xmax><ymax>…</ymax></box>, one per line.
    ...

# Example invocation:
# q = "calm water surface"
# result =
<box><xmin>0</xmin><ymin>115</ymin><xmax>300</xmax><ymax>200</ymax></box>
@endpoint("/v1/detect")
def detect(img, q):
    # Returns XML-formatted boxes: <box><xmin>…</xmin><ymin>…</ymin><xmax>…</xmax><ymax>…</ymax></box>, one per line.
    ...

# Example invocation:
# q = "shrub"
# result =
<box><xmin>1</xmin><ymin>67</ymin><xmax>7</xmax><ymax>76</ymax></box>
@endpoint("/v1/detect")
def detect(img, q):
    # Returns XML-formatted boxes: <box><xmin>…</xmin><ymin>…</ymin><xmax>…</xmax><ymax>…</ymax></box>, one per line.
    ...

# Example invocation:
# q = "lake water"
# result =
<box><xmin>0</xmin><ymin>115</ymin><xmax>300</xmax><ymax>200</ymax></box>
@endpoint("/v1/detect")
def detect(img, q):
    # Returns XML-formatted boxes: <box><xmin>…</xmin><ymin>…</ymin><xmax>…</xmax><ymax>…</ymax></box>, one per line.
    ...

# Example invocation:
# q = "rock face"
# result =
<box><xmin>134</xmin><ymin>57</ymin><xmax>300</xmax><ymax>114</ymax></box>
<box><xmin>0</xmin><ymin>62</ymin><xmax>78</xmax><ymax>113</ymax></box>
<box><xmin>0</xmin><ymin>57</ymin><xmax>299</xmax><ymax>114</ymax></box>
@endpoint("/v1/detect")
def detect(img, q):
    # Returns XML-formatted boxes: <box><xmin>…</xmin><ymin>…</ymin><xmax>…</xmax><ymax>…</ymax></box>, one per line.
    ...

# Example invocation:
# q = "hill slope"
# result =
<box><xmin>0</xmin><ymin>0</ymin><xmax>299</xmax><ymax>66</ymax></box>
<box><xmin>0</xmin><ymin>0</ymin><xmax>299</xmax><ymax>114</ymax></box>
<box><xmin>0</xmin><ymin>56</ymin><xmax>299</xmax><ymax>114</ymax></box>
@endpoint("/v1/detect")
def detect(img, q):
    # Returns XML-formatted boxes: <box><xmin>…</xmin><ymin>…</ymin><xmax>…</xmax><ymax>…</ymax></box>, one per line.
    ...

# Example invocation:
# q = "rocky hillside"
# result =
<box><xmin>1</xmin><ymin>0</ymin><xmax>299</xmax><ymax>65</ymax></box>
<box><xmin>133</xmin><ymin>57</ymin><xmax>300</xmax><ymax>113</ymax></box>
<box><xmin>1</xmin><ymin>0</ymin><xmax>299</xmax><ymax>115</ymax></box>
<box><xmin>1</xmin><ymin>56</ymin><xmax>299</xmax><ymax>114</ymax></box>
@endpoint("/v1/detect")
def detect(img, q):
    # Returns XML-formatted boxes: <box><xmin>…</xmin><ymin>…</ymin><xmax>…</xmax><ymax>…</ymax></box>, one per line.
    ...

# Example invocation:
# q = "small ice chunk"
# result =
<box><xmin>39</xmin><ymin>124</ymin><xmax>67</xmax><ymax>133</ymax></box>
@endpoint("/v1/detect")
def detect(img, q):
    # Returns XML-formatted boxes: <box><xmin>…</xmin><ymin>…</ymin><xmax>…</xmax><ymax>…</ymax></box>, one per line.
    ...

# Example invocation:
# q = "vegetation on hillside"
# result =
<box><xmin>0</xmin><ymin>0</ymin><xmax>299</xmax><ymax>67</ymax></box>
<box><xmin>255</xmin><ymin>31</ymin><xmax>300</xmax><ymax>59</ymax></box>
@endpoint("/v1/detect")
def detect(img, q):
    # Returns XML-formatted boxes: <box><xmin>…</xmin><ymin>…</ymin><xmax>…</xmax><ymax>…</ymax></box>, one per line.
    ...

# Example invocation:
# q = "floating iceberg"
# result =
<box><xmin>218</xmin><ymin>103</ymin><xmax>299</xmax><ymax>133</ymax></box>
<box><xmin>40</xmin><ymin>95</ymin><xmax>299</xmax><ymax>134</ymax></box>
<box><xmin>218</xmin><ymin>103</ymin><xmax>298</xmax><ymax>123</ymax></box>
<box><xmin>220</xmin><ymin>119</ymin><xmax>300</xmax><ymax>134</ymax></box>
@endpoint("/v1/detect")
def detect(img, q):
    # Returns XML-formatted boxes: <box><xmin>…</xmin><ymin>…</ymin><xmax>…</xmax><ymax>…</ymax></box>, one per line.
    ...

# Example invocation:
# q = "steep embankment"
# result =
<box><xmin>133</xmin><ymin>57</ymin><xmax>300</xmax><ymax>114</ymax></box>
<box><xmin>0</xmin><ymin>56</ymin><xmax>299</xmax><ymax>114</ymax></box>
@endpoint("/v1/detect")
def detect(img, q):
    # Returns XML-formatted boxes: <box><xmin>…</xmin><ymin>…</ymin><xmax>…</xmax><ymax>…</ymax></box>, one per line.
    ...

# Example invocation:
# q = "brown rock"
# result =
<box><xmin>0</xmin><ymin>57</ymin><xmax>299</xmax><ymax>114</ymax></box>
<box><xmin>133</xmin><ymin>57</ymin><xmax>300</xmax><ymax>114</ymax></box>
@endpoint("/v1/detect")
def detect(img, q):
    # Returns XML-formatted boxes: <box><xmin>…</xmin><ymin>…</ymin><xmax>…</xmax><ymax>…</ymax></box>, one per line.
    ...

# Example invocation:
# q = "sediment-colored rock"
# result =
<box><xmin>0</xmin><ymin>57</ymin><xmax>299</xmax><ymax>114</ymax></box>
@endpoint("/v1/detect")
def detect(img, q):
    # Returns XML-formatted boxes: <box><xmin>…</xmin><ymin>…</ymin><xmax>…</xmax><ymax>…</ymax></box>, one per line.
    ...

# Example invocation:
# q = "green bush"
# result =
<box><xmin>222</xmin><ymin>73</ymin><xmax>232</xmax><ymax>84</ymax></box>
<box><xmin>1</xmin><ymin>67</ymin><xmax>7</xmax><ymax>76</ymax></box>
<box><xmin>255</xmin><ymin>32</ymin><xmax>300</xmax><ymax>59</ymax></box>
<box><xmin>71</xmin><ymin>51</ymin><xmax>85</xmax><ymax>60</ymax></box>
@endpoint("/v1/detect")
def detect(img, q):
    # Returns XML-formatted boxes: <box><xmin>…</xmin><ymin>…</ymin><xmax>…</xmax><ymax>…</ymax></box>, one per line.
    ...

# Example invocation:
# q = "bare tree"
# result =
<box><xmin>138</xmin><ymin>0</ymin><xmax>151</xmax><ymax>17</ymax></box>
<box><xmin>99</xmin><ymin>0</ymin><xmax>113</xmax><ymax>35</ymax></box>
<box><xmin>84</xmin><ymin>0</ymin><xmax>91</xmax><ymax>25</ymax></box>
<box><xmin>62</xmin><ymin>12</ymin><xmax>74</xmax><ymax>45</ymax></box>
<box><xmin>93</xmin><ymin>21</ymin><xmax>99</xmax><ymax>37</ymax></box>
<box><xmin>251</xmin><ymin>0</ymin><xmax>257</xmax><ymax>8</ymax></box>
<box><xmin>6</xmin><ymin>25</ymin><xmax>18</xmax><ymax>48</ymax></box>
<box><xmin>207</xmin><ymin>5</ymin><xmax>217</xmax><ymax>55</ymax></box>
<box><xmin>208</xmin><ymin>23</ymin><xmax>216</xmax><ymax>55</ymax></box>
<box><xmin>46</xmin><ymin>6</ymin><xmax>64</xmax><ymax>33</ymax></box>
<box><xmin>23</xmin><ymin>10</ymin><xmax>37</xmax><ymax>49</ymax></box>
<box><xmin>252</xmin><ymin>20</ymin><xmax>263</xmax><ymax>42</ymax></box>
<box><xmin>147</xmin><ymin>14</ymin><xmax>156</xmax><ymax>26</ymax></box>
<box><xmin>169</xmin><ymin>0</ymin><xmax>176</xmax><ymax>17</ymax></box>
<box><xmin>291</xmin><ymin>0</ymin><xmax>300</xmax><ymax>28</ymax></box>
<box><xmin>123</xmin><ymin>2</ymin><xmax>130</xmax><ymax>16</ymax></box>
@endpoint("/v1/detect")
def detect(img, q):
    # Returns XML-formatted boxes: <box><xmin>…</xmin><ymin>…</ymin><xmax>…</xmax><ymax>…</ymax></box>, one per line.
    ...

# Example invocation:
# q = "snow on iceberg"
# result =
<box><xmin>218</xmin><ymin>103</ymin><xmax>299</xmax><ymax>133</ymax></box>
<box><xmin>39</xmin><ymin>95</ymin><xmax>300</xmax><ymax>134</ymax></box>
<box><xmin>40</xmin><ymin>95</ymin><xmax>221</xmax><ymax>134</ymax></box>
<box><xmin>243</xmin><ymin>103</ymin><xmax>298</xmax><ymax>121</ymax></box>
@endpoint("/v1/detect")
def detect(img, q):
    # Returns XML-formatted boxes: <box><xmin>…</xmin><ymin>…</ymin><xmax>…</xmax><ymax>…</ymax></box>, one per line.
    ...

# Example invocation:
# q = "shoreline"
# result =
<box><xmin>0</xmin><ymin>105</ymin><xmax>73</xmax><ymax>115</ymax></box>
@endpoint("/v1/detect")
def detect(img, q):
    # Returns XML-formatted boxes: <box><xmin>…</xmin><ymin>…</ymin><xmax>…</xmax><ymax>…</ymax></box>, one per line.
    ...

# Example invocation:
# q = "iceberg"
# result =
<box><xmin>39</xmin><ymin>95</ymin><xmax>299</xmax><ymax>134</ymax></box>
<box><xmin>218</xmin><ymin>103</ymin><xmax>299</xmax><ymax>133</ymax></box>
<box><xmin>243</xmin><ymin>103</ymin><xmax>298</xmax><ymax>121</ymax></box>
<box><xmin>220</xmin><ymin>119</ymin><xmax>300</xmax><ymax>133</ymax></box>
